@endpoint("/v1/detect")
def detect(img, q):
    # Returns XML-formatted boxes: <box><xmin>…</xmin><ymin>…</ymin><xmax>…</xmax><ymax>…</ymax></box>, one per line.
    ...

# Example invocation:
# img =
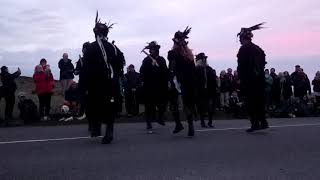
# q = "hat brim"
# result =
<box><xmin>146</xmin><ymin>45</ymin><xmax>161</xmax><ymax>50</ymax></box>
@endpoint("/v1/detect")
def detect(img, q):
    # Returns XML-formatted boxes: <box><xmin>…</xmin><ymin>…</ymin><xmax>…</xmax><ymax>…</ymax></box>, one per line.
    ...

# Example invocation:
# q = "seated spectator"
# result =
<box><xmin>229</xmin><ymin>91</ymin><xmax>245</xmax><ymax>118</ymax></box>
<box><xmin>59</xmin><ymin>82</ymin><xmax>81</xmax><ymax>121</ymax></box>
<box><xmin>17</xmin><ymin>92</ymin><xmax>39</xmax><ymax>123</ymax></box>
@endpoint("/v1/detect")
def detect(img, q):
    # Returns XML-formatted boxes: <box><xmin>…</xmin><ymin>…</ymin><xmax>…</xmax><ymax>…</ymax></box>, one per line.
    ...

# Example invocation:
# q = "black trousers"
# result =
<box><xmin>125</xmin><ymin>90</ymin><xmax>139</xmax><ymax>115</ymax></box>
<box><xmin>168</xmin><ymin>90</ymin><xmax>180</xmax><ymax>123</ymax></box>
<box><xmin>38</xmin><ymin>93</ymin><xmax>52</xmax><ymax>117</ymax></box>
<box><xmin>3</xmin><ymin>93</ymin><xmax>15</xmax><ymax>119</ymax></box>
<box><xmin>196</xmin><ymin>92</ymin><xmax>216</xmax><ymax>124</ymax></box>
<box><xmin>144</xmin><ymin>101</ymin><xmax>167</xmax><ymax>128</ymax></box>
<box><xmin>86</xmin><ymin>96</ymin><xmax>116</xmax><ymax>133</ymax></box>
<box><xmin>244</xmin><ymin>84</ymin><xmax>267</xmax><ymax>127</ymax></box>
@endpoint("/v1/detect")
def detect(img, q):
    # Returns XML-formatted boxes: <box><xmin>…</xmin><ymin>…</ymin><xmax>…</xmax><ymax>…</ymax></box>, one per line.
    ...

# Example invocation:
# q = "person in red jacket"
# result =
<box><xmin>33</xmin><ymin>61</ymin><xmax>54</xmax><ymax>121</ymax></box>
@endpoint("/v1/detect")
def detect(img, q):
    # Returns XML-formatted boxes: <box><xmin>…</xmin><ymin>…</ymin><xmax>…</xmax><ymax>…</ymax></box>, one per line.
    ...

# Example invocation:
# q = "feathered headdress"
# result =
<box><xmin>173</xmin><ymin>26</ymin><xmax>192</xmax><ymax>43</ymax></box>
<box><xmin>93</xmin><ymin>11</ymin><xmax>116</xmax><ymax>37</ymax></box>
<box><xmin>237</xmin><ymin>22</ymin><xmax>266</xmax><ymax>39</ymax></box>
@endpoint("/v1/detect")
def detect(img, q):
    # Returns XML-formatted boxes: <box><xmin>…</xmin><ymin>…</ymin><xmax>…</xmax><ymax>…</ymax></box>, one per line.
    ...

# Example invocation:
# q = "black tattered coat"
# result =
<box><xmin>139</xmin><ymin>56</ymin><xmax>169</xmax><ymax>104</ymax></box>
<box><xmin>82</xmin><ymin>39</ymin><xmax>125</xmax><ymax>122</ymax></box>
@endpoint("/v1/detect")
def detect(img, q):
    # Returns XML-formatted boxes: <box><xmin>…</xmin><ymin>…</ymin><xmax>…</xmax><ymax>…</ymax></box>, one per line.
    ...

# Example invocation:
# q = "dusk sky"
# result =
<box><xmin>0</xmin><ymin>0</ymin><xmax>319</xmax><ymax>79</ymax></box>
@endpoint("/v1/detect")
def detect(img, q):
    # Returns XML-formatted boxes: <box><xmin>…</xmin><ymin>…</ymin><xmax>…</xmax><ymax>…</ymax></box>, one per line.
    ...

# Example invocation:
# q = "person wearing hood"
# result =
<box><xmin>194</xmin><ymin>52</ymin><xmax>217</xmax><ymax>128</ymax></box>
<box><xmin>58</xmin><ymin>53</ymin><xmax>74</xmax><ymax>96</ymax></box>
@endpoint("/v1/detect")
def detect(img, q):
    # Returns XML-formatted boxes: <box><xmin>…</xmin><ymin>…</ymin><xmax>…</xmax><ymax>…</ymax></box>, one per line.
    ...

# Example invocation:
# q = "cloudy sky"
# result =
<box><xmin>0</xmin><ymin>0</ymin><xmax>319</xmax><ymax>79</ymax></box>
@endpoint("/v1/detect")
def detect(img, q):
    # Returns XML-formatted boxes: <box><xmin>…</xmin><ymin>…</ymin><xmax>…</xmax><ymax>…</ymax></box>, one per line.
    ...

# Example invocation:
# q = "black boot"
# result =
<box><xmin>187</xmin><ymin>115</ymin><xmax>195</xmax><ymax>137</ymax></box>
<box><xmin>102</xmin><ymin>123</ymin><xmax>114</xmax><ymax>144</ymax></box>
<box><xmin>157</xmin><ymin>110</ymin><xmax>166</xmax><ymax>126</ymax></box>
<box><xmin>208</xmin><ymin>120</ymin><xmax>214</xmax><ymax>128</ymax></box>
<box><xmin>201</xmin><ymin>119</ymin><xmax>207</xmax><ymax>128</ymax></box>
<box><xmin>172</xmin><ymin>112</ymin><xmax>184</xmax><ymax>134</ymax></box>
<box><xmin>260</xmin><ymin>120</ymin><xmax>269</xmax><ymax>130</ymax></box>
<box><xmin>208</xmin><ymin>113</ymin><xmax>214</xmax><ymax>128</ymax></box>
<box><xmin>91</xmin><ymin>127</ymin><xmax>101</xmax><ymax>137</ymax></box>
<box><xmin>246</xmin><ymin>120</ymin><xmax>260</xmax><ymax>133</ymax></box>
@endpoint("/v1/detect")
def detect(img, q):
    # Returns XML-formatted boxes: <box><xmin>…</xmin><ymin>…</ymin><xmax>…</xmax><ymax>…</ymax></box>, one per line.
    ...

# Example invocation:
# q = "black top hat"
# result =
<box><xmin>195</xmin><ymin>53</ymin><xmax>208</xmax><ymax>61</ymax></box>
<box><xmin>144</xmin><ymin>41</ymin><xmax>161</xmax><ymax>50</ymax></box>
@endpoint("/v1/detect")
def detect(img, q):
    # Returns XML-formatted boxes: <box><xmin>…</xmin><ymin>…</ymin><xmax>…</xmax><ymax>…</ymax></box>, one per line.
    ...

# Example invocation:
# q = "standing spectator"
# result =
<box><xmin>277</xmin><ymin>72</ymin><xmax>294</xmax><ymax>117</ymax></box>
<box><xmin>292</xmin><ymin>68</ymin><xmax>311</xmax><ymax>99</ymax></box>
<box><xmin>58</xmin><ymin>53</ymin><xmax>74</xmax><ymax>96</ymax></box>
<box><xmin>226</xmin><ymin>68</ymin><xmax>234</xmax><ymax>94</ymax></box>
<box><xmin>219</xmin><ymin>70</ymin><xmax>230</xmax><ymax>110</ymax></box>
<box><xmin>301</xmin><ymin>68</ymin><xmax>312</xmax><ymax>96</ymax></box>
<box><xmin>226</xmin><ymin>68</ymin><xmax>234</xmax><ymax>86</ymax></box>
<box><xmin>232</xmin><ymin>70</ymin><xmax>241</xmax><ymax>96</ymax></box>
<box><xmin>0</xmin><ymin>66</ymin><xmax>21</xmax><ymax>126</ymax></box>
<box><xmin>33</xmin><ymin>63</ymin><xmax>54</xmax><ymax>121</ymax></box>
<box><xmin>124</xmin><ymin>64</ymin><xmax>141</xmax><ymax>117</ymax></box>
<box><xmin>270</xmin><ymin>68</ymin><xmax>280</xmax><ymax>109</ymax></box>
<box><xmin>290</xmin><ymin>65</ymin><xmax>300</xmax><ymax>80</ymax></box>
<box><xmin>281</xmin><ymin>71</ymin><xmax>293</xmax><ymax>101</ymax></box>
<box><xmin>265</xmin><ymin>69</ymin><xmax>273</xmax><ymax>110</ymax></box>
<box><xmin>214</xmin><ymin>69</ymin><xmax>221</xmax><ymax>110</ymax></box>
<box><xmin>312</xmin><ymin>71</ymin><xmax>320</xmax><ymax>105</ymax></box>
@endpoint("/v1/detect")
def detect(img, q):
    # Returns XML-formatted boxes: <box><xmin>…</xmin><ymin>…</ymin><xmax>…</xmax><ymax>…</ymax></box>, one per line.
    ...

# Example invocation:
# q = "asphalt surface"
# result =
<box><xmin>1</xmin><ymin>118</ymin><xmax>320</xmax><ymax>180</ymax></box>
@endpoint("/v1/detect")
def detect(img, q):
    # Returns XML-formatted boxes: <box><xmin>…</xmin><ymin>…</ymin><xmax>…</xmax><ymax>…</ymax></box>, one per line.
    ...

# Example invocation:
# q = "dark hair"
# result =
<box><xmin>40</xmin><ymin>58</ymin><xmax>47</xmax><ymax>64</ymax></box>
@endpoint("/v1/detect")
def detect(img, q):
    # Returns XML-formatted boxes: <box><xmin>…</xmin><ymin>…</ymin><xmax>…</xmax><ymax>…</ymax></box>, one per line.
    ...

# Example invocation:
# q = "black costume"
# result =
<box><xmin>82</xmin><ymin>12</ymin><xmax>125</xmax><ymax>144</ymax></box>
<box><xmin>140</xmin><ymin>41</ymin><xmax>169</xmax><ymax>131</ymax></box>
<box><xmin>194</xmin><ymin>53</ymin><xmax>217</xmax><ymax>128</ymax></box>
<box><xmin>168</xmin><ymin>26</ymin><xmax>196</xmax><ymax>136</ymax></box>
<box><xmin>236</xmin><ymin>23</ymin><xmax>269</xmax><ymax>132</ymax></box>
<box><xmin>75</xmin><ymin>42</ymin><xmax>90</xmax><ymax>119</ymax></box>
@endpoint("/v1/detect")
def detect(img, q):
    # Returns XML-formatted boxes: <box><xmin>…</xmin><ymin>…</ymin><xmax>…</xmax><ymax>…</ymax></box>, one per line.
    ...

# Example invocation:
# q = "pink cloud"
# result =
<box><xmin>258</xmin><ymin>30</ymin><xmax>320</xmax><ymax>57</ymax></box>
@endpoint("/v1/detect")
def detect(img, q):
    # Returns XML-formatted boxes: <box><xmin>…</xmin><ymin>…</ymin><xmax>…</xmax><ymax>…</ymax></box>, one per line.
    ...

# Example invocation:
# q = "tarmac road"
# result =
<box><xmin>0</xmin><ymin>117</ymin><xmax>320</xmax><ymax>180</ymax></box>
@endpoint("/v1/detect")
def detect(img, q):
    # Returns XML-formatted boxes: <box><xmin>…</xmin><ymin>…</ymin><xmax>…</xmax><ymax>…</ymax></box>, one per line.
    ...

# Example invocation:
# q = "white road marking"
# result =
<box><xmin>196</xmin><ymin>123</ymin><xmax>320</xmax><ymax>132</ymax></box>
<box><xmin>0</xmin><ymin>136</ymin><xmax>102</xmax><ymax>145</ymax></box>
<box><xmin>1</xmin><ymin>123</ymin><xmax>320</xmax><ymax>145</ymax></box>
